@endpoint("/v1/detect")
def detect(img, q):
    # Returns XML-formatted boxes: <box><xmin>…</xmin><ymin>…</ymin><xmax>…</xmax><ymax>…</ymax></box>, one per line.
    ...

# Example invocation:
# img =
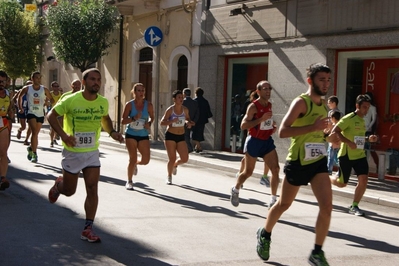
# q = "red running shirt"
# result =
<box><xmin>248</xmin><ymin>100</ymin><xmax>274</xmax><ymax>140</ymax></box>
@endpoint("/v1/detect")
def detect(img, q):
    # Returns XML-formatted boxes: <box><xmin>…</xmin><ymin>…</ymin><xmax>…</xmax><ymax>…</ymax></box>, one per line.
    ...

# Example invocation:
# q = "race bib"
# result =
<box><xmin>354</xmin><ymin>136</ymin><xmax>365</xmax><ymax>149</ymax></box>
<box><xmin>172</xmin><ymin>117</ymin><xmax>185</xmax><ymax>127</ymax></box>
<box><xmin>74</xmin><ymin>132</ymin><xmax>95</xmax><ymax>148</ymax></box>
<box><xmin>304</xmin><ymin>143</ymin><xmax>327</xmax><ymax>161</ymax></box>
<box><xmin>131</xmin><ymin>119</ymin><xmax>145</xmax><ymax>130</ymax></box>
<box><xmin>260</xmin><ymin>118</ymin><xmax>273</xmax><ymax>130</ymax></box>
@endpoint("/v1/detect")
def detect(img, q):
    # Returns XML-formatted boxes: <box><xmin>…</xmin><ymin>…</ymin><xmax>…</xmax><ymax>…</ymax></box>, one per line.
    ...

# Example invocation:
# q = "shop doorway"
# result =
<box><xmin>223</xmin><ymin>55</ymin><xmax>268</xmax><ymax>152</ymax></box>
<box><xmin>337</xmin><ymin>48</ymin><xmax>399</xmax><ymax>177</ymax></box>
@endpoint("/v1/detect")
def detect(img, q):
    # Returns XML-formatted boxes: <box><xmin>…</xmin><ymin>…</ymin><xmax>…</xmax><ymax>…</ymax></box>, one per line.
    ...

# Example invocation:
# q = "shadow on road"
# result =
<box><xmin>278</xmin><ymin>220</ymin><xmax>399</xmax><ymax>254</ymax></box>
<box><xmin>0</xmin><ymin>165</ymin><xmax>172</xmax><ymax>265</ymax></box>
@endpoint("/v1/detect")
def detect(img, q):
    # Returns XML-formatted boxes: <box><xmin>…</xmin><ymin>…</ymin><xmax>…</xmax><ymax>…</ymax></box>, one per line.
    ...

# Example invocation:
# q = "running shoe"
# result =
<box><xmin>50</xmin><ymin>141</ymin><xmax>54</xmax><ymax>148</ymax></box>
<box><xmin>133</xmin><ymin>166</ymin><xmax>138</xmax><ymax>176</ymax></box>
<box><xmin>172</xmin><ymin>167</ymin><xmax>177</xmax><ymax>175</ymax></box>
<box><xmin>125</xmin><ymin>181</ymin><xmax>134</xmax><ymax>190</ymax></box>
<box><xmin>308</xmin><ymin>250</ymin><xmax>329</xmax><ymax>266</ymax></box>
<box><xmin>27</xmin><ymin>146</ymin><xmax>33</xmax><ymax>161</ymax></box>
<box><xmin>0</xmin><ymin>176</ymin><xmax>10</xmax><ymax>191</ymax></box>
<box><xmin>81</xmin><ymin>226</ymin><xmax>101</xmax><ymax>243</ymax></box>
<box><xmin>7</xmin><ymin>157</ymin><xmax>10</xmax><ymax>163</ymax></box>
<box><xmin>166</xmin><ymin>176</ymin><xmax>172</xmax><ymax>185</ymax></box>
<box><xmin>256</xmin><ymin>227</ymin><xmax>271</xmax><ymax>261</ymax></box>
<box><xmin>16</xmin><ymin>130</ymin><xmax>22</xmax><ymax>139</ymax></box>
<box><xmin>230</xmin><ymin>187</ymin><xmax>239</xmax><ymax>207</ymax></box>
<box><xmin>23</xmin><ymin>140</ymin><xmax>29</xmax><ymax>146</ymax></box>
<box><xmin>349</xmin><ymin>205</ymin><xmax>365</xmax><ymax>216</ymax></box>
<box><xmin>268</xmin><ymin>197</ymin><xmax>277</xmax><ymax>210</ymax></box>
<box><xmin>48</xmin><ymin>176</ymin><xmax>63</xmax><ymax>203</ymax></box>
<box><xmin>31</xmin><ymin>153</ymin><xmax>38</xmax><ymax>163</ymax></box>
<box><xmin>53</xmin><ymin>140</ymin><xmax>58</xmax><ymax>145</ymax></box>
<box><xmin>260</xmin><ymin>175</ymin><xmax>270</xmax><ymax>187</ymax></box>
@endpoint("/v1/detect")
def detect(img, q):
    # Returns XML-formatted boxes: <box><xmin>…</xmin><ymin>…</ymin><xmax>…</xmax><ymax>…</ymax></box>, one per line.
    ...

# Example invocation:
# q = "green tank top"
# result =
<box><xmin>286</xmin><ymin>93</ymin><xmax>328</xmax><ymax>165</ymax></box>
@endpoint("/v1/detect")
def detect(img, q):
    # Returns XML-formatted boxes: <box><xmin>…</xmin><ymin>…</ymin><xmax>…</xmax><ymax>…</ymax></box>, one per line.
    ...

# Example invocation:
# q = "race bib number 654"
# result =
<box><xmin>304</xmin><ymin>143</ymin><xmax>327</xmax><ymax>161</ymax></box>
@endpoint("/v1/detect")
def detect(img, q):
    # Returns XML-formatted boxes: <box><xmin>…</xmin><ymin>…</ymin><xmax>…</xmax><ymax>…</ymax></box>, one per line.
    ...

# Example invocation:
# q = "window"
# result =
<box><xmin>139</xmin><ymin>47</ymin><xmax>153</xmax><ymax>62</ymax></box>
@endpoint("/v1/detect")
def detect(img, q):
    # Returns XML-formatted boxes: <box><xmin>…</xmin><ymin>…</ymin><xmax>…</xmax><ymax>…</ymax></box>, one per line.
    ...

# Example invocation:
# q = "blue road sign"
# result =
<box><xmin>144</xmin><ymin>26</ymin><xmax>163</xmax><ymax>47</ymax></box>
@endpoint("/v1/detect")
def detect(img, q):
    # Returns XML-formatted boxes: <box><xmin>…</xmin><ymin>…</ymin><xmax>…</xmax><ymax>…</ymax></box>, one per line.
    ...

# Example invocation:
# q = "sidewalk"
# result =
<box><xmin>14</xmin><ymin>123</ymin><xmax>399</xmax><ymax>209</ymax></box>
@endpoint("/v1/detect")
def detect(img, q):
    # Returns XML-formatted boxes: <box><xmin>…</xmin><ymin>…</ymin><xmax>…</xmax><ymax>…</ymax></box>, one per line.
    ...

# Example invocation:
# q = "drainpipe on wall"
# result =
<box><xmin>117</xmin><ymin>15</ymin><xmax>124</xmax><ymax>131</ymax></box>
<box><xmin>153</xmin><ymin>45</ymin><xmax>160</xmax><ymax>141</ymax></box>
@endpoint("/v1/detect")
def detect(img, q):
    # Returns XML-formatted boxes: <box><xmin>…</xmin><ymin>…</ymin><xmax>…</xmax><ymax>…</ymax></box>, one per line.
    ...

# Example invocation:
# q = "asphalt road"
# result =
<box><xmin>1</xmin><ymin>134</ymin><xmax>399</xmax><ymax>266</ymax></box>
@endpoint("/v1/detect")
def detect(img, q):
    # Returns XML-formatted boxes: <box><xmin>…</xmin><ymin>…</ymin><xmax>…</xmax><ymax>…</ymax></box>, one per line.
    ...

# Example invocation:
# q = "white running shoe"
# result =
<box><xmin>166</xmin><ymin>176</ymin><xmax>172</xmax><ymax>185</ymax></box>
<box><xmin>230</xmin><ymin>187</ymin><xmax>239</xmax><ymax>207</ymax></box>
<box><xmin>172</xmin><ymin>167</ymin><xmax>177</xmax><ymax>175</ymax></box>
<box><xmin>125</xmin><ymin>181</ymin><xmax>134</xmax><ymax>190</ymax></box>
<box><xmin>349</xmin><ymin>205</ymin><xmax>365</xmax><ymax>216</ymax></box>
<box><xmin>268</xmin><ymin>197</ymin><xmax>277</xmax><ymax>210</ymax></box>
<box><xmin>133</xmin><ymin>166</ymin><xmax>138</xmax><ymax>176</ymax></box>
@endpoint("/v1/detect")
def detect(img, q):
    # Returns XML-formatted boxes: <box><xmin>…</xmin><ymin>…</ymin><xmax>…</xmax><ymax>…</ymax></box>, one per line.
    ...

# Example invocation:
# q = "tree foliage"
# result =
<box><xmin>46</xmin><ymin>0</ymin><xmax>119</xmax><ymax>72</ymax></box>
<box><xmin>0</xmin><ymin>0</ymin><xmax>41</xmax><ymax>80</ymax></box>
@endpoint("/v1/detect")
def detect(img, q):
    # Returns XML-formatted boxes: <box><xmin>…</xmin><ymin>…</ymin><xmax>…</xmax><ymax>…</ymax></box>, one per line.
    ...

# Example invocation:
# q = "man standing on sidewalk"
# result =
<box><xmin>230</xmin><ymin>80</ymin><xmax>280</xmax><ymax>209</ymax></box>
<box><xmin>18</xmin><ymin>71</ymin><xmax>54</xmax><ymax>163</ymax></box>
<box><xmin>256</xmin><ymin>63</ymin><xmax>333</xmax><ymax>265</ymax></box>
<box><xmin>329</xmin><ymin>94</ymin><xmax>378</xmax><ymax>216</ymax></box>
<box><xmin>47</xmin><ymin>68</ymin><xmax>124</xmax><ymax>243</ymax></box>
<box><xmin>182</xmin><ymin>88</ymin><xmax>198</xmax><ymax>153</ymax></box>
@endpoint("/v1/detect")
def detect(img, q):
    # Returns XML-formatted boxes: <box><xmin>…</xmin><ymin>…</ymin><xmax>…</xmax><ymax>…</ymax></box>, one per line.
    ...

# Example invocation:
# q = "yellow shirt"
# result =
<box><xmin>0</xmin><ymin>94</ymin><xmax>11</xmax><ymax>117</ymax></box>
<box><xmin>51</xmin><ymin>91</ymin><xmax>62</xmax><ymax>104</ymax></box>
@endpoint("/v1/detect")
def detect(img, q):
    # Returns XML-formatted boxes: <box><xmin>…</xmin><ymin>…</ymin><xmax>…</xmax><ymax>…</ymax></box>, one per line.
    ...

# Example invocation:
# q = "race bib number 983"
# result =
<box><xmin>74</xmin><ymin>132</ymin><xmax>95</xmax><ymax>148</ymax></box>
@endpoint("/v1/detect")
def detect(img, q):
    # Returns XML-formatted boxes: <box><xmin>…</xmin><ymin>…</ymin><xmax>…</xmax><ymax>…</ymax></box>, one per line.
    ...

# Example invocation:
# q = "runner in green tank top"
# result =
<box><xmin>46</xmin><ymin>68</ymin><xmax>124</xmax><ymax>243</ymax></box>
<box><xmin>328</xmin><ymin>94</ymin><xmax>378</xmax><ymax>216</ymax></box>
<box><xmin>256</xmin><ymin>63</ymin><xmax>332</xmax><ymax>266</ymax></box>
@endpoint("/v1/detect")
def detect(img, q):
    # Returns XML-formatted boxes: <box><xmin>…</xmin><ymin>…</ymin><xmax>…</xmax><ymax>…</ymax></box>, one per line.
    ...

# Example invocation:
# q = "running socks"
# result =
<box><xmin>261</xmin><ymin>229</ymin><xmax>272</xmax><ymax>240</ymax></box>
<box><xmin>312</xmin><ymin>244</ymin><xmax>322</xmax><ymax>255</ymax></box>
<box><xmin>84</xmin><ymin>219</ymin><xmax>94</xmax><ymax>229</ymax></box>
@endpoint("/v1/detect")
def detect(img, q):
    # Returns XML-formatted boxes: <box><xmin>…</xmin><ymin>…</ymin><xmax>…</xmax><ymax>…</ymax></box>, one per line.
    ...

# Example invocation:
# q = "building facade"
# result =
<box><xmin>200</xmin><ymin>0</ymin><xmax>399</xmax><ymax>177</ymax></box>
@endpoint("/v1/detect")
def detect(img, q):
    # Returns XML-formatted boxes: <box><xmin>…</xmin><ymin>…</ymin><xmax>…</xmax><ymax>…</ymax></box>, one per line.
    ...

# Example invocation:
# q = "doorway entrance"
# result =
<box><xmin>337</xmin><ymin>48</ymin><xmax>399</xmax><ymax>177</ymax></box>
<box><xmin>139</xmin><ymin>47</ymin><xmax>153</xmax><ymax>102</ymax></box>
<box><xmin>223</xmin><ymin>55</ymin><xmax>268</xmax><ymax>152</ymax></box>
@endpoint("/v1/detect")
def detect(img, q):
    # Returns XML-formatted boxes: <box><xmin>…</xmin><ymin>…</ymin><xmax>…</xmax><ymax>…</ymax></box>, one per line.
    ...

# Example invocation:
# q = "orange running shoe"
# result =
<box><xmin>81</xmin><ymin>226</ymin><xmax>101</xmax><ymax>243</ymax></box>
<box><xmin>48</xmin><ymin>176</ymin><xmax>63</xmax><ymax>203</ymax></box>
